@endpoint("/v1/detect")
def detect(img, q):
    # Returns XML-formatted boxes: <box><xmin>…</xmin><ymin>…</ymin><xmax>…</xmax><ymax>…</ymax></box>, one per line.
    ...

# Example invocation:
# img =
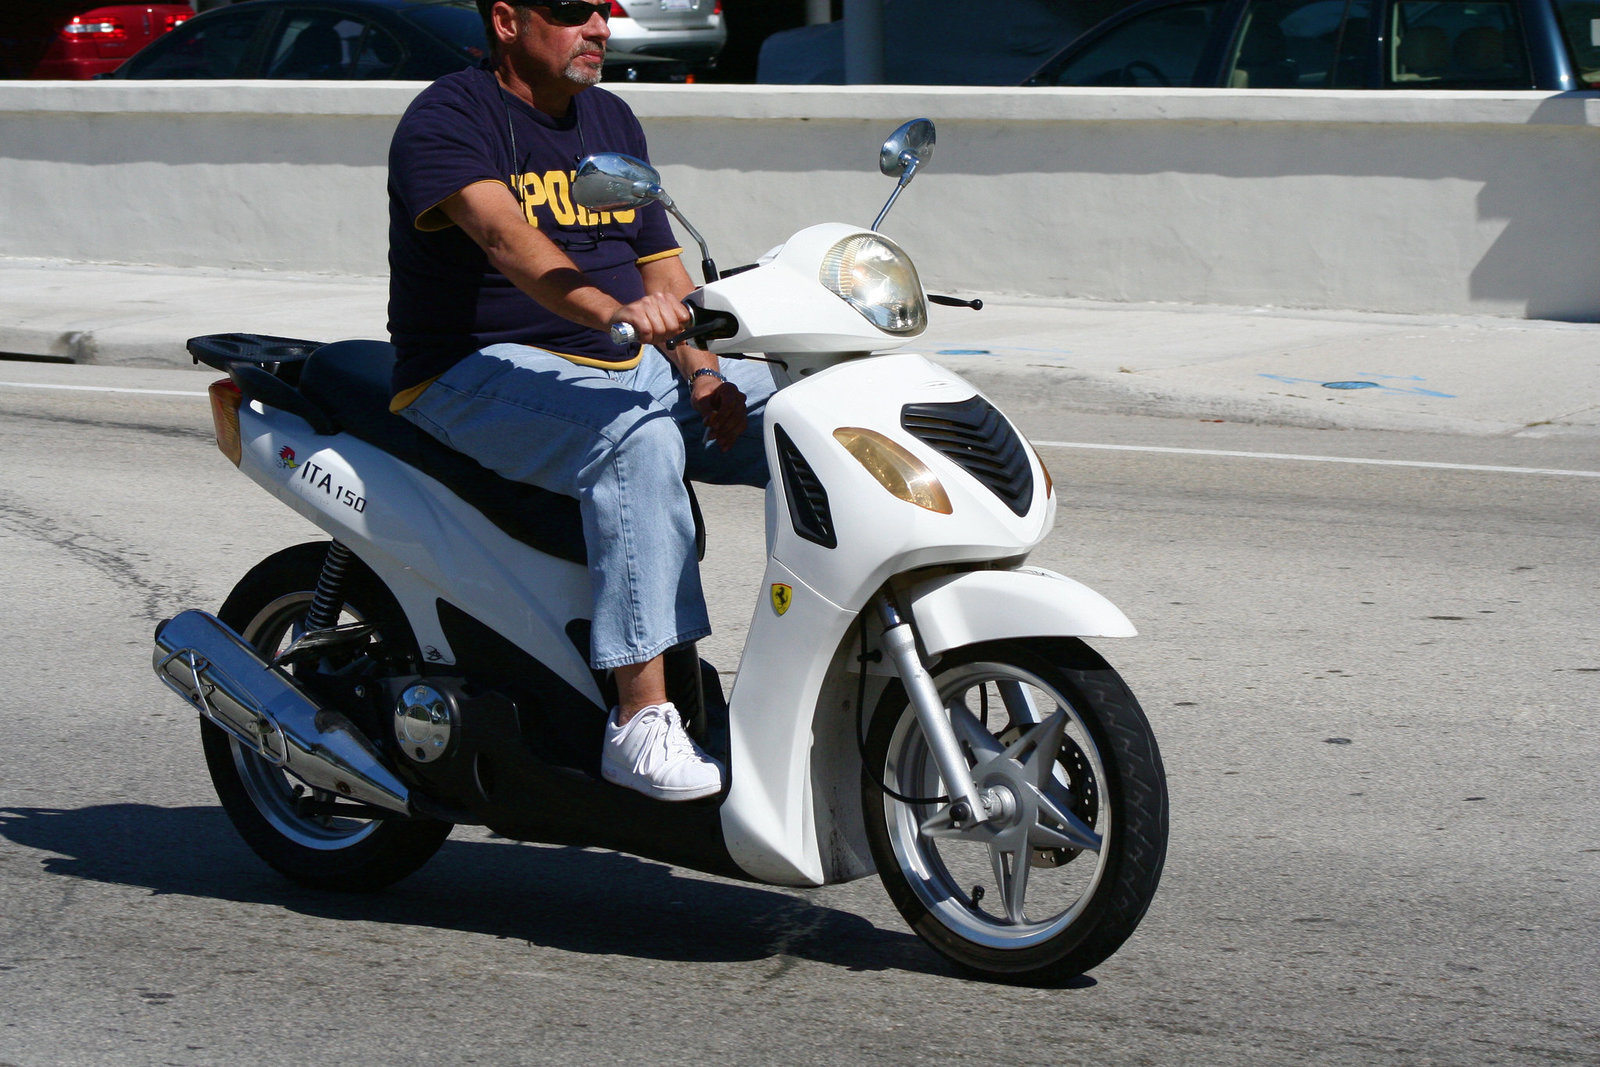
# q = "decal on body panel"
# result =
<box><xmin>292</xmin><ymin>457</ymin><xmax>368</xmax><ymax>515</ymax></box>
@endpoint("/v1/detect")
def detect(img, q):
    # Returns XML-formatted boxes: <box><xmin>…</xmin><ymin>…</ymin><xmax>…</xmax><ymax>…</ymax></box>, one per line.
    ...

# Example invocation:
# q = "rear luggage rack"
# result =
<box><xmin>188</xmin><ymin>333</ymin><xmax>325</xmax><ymax>380</ymax></box>
<box><xmin>189</xmin><ymin>333</ymin><xmax>338</xmax><ymax>434</ymax></box>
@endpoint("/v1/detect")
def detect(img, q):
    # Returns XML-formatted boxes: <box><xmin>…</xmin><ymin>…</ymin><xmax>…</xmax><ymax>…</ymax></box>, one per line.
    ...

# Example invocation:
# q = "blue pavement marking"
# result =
<box><xmin>1259</xmin><ymin>373</ymin><xmax>1455</xmax><ymax>398</ymax></box>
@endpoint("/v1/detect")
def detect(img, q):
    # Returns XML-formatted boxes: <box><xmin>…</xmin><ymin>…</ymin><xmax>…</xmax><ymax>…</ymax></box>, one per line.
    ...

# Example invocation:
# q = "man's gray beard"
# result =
<box><xmin>565</xmin><ymin>59</ymin><xmax>603</xmax><ymax>87</ymax></box>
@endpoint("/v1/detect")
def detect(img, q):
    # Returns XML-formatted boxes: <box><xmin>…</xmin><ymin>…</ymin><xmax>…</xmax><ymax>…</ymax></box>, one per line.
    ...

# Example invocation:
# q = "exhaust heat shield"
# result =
<box><xmin>153</xmin><ymin>609</ymin><xmax>411</xmax><ymax>815</ymax></box>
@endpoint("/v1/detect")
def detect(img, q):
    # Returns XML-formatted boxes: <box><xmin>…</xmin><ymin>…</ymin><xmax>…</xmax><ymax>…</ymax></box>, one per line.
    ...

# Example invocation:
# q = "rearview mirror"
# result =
<box><xmin>573</xmin><ymin>153</ymin><xmax>662</xmax><ymax>212</ymax></box>
<box><xmin>575</xmin><ymin>152</ymin><xmax>720</xmax><ymax>284</ymax></box>
<box><xmin>879</xmin><ymin>118</ymin><xmax>936</xmax><ymax>181</ymax></box>
<box><xmin>871</xmin><ymin>119</ymin><xmax>936</xmax><ymax>231</ymax></box>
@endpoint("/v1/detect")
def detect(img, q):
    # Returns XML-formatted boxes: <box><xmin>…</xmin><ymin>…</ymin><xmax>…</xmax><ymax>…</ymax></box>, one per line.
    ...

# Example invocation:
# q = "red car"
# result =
<box><xmin>1</xmin><ymin>2</ymin><xmax>192</xmax><ymax>79</ymax></box>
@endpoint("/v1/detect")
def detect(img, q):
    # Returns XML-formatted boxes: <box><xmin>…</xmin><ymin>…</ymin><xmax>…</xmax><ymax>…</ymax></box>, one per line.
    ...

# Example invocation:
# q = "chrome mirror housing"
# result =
<box><xmin>573</xmin><ymin>153</ymin><xmax>662</xmax><ymax>212</ymax></box>
<box><xmin>879</xmin><ymin>118</ymin><xmax>936</xmax><ymax>180</ymax></box>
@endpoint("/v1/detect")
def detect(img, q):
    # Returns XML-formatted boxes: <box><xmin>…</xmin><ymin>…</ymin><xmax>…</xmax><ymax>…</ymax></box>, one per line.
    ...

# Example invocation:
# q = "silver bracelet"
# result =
<box><xmin>690</xmin><ymin>367</ymin><xmax>727</xmax><ymax>384</ymax></box>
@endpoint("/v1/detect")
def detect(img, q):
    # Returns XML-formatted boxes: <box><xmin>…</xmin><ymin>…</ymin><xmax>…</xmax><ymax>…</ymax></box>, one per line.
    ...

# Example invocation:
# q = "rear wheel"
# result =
<box><xmin>863</xmin><ymin>638</ymin><xmax>1167</xmax><ymax>983</ymax></box>
<box><xmin>201</xmin><ymin>542</ymin><xmax>451</xmax><ymax>891</ymax></box>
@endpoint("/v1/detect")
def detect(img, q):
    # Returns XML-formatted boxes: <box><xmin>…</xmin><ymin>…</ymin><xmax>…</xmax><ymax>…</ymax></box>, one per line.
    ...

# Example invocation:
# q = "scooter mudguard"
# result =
<box><xmin>902</xmin><ymin>566</ymin><xmax>1137</xmax><ymax>655</ymax></box>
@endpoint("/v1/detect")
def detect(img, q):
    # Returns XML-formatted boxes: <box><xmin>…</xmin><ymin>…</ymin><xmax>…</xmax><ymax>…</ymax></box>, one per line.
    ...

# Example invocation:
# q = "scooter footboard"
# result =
<box><xmin>903</xmin><ymin>567</ymin><xmax>1136</xmax><ymax>655</ymax></box>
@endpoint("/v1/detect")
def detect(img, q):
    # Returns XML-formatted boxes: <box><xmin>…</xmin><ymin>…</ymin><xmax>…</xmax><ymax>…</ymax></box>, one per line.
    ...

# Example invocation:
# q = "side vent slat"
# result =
<box><xmin>901</xmin><ymin>396</ymin><xmax>1033</xmax><ymax>516</ymax></box>
<box><xmin>775</xmin><ymin>424</ymin><xmax>836</xmax><ymax>549</ymax></box>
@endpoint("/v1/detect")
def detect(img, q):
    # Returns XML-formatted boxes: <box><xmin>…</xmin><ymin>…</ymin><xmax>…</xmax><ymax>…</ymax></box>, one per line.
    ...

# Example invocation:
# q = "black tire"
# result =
<box><xmin>202</xmin><ymin>542</ymin><xmax>451</xmax><ymax>891</ymax></box>
<box><xmin>863</xmin><ymin>637</ymin><xmax>1168</xmax><ymax>984</ymax></box>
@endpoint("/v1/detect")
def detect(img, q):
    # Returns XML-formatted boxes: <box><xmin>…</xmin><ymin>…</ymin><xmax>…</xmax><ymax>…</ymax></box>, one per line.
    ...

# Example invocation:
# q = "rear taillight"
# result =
<box><xmin>61</xmin><ymin>15</ymin><xmax>127</xmax><ymax>41</ymax></box>
<box><xmin>209</xmin><ymin>379</ymin><xmax>244</xmax><ymax>466</ymax></box>
<box><xmin>162</xmin><ymin>13</ymin><xmax>190</xmax><ymax>33</ymax></box>
<box><xmin>713</xmin><ymin>1</ymin><xmax>722</xmax><ymax>12</ymax></box>
<box><xmin>609</xmin><ymin>2</ymin><xmax>627</xmax><ymax>15</ymax></box>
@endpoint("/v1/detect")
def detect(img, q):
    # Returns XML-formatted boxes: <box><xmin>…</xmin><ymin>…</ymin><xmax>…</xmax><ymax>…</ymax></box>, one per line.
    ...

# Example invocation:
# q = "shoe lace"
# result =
<box><xmin>660</xmin><ymin>705</ymin><xmax>700</xmax><ymax>762</ymax></box>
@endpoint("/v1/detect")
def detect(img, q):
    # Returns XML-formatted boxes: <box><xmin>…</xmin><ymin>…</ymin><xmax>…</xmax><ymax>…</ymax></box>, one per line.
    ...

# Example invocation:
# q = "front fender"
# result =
<box><xmin>904</xmin><ymin>567</ymin><xmax>1136</xmax><ymax>656</ymax></box>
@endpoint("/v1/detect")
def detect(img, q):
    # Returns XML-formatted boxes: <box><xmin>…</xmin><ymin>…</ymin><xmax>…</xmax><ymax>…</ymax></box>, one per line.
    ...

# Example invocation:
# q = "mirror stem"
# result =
<box><xmin>657</xmin><ymin>191</ymin><xmax>718</xmax><ymax>284</ymax></box>
<box><xmin>871</xmin><ymin>155</ymin><xmax>920</xmax><ymax>232</ymax></box>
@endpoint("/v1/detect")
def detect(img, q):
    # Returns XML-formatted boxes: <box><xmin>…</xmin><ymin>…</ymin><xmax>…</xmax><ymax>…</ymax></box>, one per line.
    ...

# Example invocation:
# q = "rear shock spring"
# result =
<box><xmin>303</xmin><ymin>541</ymin><xmax>354</xmax><ymax>632</ymax></box>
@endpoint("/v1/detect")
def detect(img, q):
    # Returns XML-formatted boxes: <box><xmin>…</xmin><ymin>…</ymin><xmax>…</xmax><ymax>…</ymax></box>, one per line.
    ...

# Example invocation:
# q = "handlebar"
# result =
<box><xmin>609</xmin><ymin>306</ymin><xmax>738</xmax><ymax>350</ymax></box>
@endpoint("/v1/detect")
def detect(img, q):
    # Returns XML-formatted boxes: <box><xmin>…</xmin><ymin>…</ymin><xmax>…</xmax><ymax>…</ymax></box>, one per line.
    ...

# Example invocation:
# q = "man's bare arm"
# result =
<box><xmin>439</xmin><ymin>181</ymin><xmax>689</xmax><ymax>344</ymax></box>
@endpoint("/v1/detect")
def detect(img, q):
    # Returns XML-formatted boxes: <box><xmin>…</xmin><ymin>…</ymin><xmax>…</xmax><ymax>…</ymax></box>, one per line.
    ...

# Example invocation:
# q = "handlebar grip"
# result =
<box><xmin>610</xmin><ymin>322</ymin><xmax>638</xmax><ymax>347</ymax></box>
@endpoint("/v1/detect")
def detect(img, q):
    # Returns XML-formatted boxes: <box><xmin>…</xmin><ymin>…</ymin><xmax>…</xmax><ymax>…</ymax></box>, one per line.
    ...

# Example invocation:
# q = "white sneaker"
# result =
<box><xmin>601</xmin><ymin>702</ymin><xmax>725</xmax><ymax>801</ymax></box>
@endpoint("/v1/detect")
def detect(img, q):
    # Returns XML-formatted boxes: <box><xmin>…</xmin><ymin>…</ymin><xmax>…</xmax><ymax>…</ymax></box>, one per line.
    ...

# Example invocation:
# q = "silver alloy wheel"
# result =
<box><xmin>881</xmin><ymin>661</ymin><xmax>1112</xmax><ymax>949</ymax></box>
<box><xmin>232</xmin><ymin>592</ymin><xmax>383</xmax><ymax>851</ymax></box>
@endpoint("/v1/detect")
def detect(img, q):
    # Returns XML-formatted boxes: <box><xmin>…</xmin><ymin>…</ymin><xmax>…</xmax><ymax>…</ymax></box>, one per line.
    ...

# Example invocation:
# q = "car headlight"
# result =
<box><xmin>819</xmin><ymin>234</ymin><xmax>927</xmax><ymax>336</ymax></box>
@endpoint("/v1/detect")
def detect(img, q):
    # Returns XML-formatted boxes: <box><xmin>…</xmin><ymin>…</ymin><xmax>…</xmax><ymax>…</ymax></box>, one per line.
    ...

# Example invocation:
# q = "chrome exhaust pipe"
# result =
<box><xmin>153</xmin><ymin>609</ymin><xmax>411</xmax><ymax>816</ymax></box>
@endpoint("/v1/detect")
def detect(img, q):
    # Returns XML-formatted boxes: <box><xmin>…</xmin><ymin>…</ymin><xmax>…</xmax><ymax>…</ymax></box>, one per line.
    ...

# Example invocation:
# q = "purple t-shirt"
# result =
<box><xmin>387</xmin><ymin>66</ymin><xmax>680</xmax><ymax>394</ymax></box>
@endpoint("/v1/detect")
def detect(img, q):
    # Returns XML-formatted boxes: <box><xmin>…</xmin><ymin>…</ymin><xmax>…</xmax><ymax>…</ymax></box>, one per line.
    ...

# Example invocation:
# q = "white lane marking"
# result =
<box><xmin>1034</xmin><ymin>440</ymin><xmax>1600</xmax><ymax>479</ymax></box>
<box><xmin>0</xmin><ymin>380</ymin><xmax>209</xmax><ymax>398</ymax></box>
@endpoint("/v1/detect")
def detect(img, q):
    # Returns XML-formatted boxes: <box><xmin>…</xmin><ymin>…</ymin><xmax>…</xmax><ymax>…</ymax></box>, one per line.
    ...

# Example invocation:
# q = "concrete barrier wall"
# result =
<box><xmin>3</xmin><ymin>81</ymin><xmax>1598</xmax><ymax>320</ymax></box>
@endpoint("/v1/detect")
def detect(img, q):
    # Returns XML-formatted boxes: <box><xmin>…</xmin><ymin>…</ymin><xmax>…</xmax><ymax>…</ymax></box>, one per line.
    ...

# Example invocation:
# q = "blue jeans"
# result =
<box><xmin>398</xmin><ymin>344</ymin><xmax>774</xmax><ymax>670</ymax></box>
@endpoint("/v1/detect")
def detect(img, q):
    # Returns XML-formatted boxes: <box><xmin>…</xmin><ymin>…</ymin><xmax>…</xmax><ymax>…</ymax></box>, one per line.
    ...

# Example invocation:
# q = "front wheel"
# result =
<box><xmin>202</xmin><ymin>542</ymin><xmax>452</xmax><ymax>891</ymax></box>
<box><xmin>863</xmin><ymin>638</ymin><xmax>1168</xmax><ymax>983</ymax></box>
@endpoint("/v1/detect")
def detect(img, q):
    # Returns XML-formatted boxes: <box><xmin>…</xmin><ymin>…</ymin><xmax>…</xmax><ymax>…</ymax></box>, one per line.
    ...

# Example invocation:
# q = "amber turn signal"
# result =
<box><xmin>209</xmin><ymin>378</ymin><xmax>244</xmax><ymax>467</ymax></box>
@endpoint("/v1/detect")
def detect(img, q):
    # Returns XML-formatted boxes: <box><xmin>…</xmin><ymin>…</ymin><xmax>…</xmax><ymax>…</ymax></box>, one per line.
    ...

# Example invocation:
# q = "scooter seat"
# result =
<box><xmin>298</xmin><ymin>340</ymin><xmax>589</xmax><ymax>566</ymax></box>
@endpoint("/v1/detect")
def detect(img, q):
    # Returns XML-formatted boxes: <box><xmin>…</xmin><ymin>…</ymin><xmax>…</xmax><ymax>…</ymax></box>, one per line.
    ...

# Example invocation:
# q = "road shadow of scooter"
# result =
<box><xmin>0</xmin><ymin>803</ymin><xmax>974</xmax><ymax>980</ymax></box>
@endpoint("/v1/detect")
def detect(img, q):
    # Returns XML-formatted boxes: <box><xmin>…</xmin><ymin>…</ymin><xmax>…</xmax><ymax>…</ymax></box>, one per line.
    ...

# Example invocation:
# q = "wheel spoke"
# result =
<box><xmin>997</xmin><ymin>679</ymin><xmax>1042</xmax><ymax>725</ymax></box>
<box><xmin>989</xmin><ymin>839</ymin><xmax>1031</xmax><ymax>924</ymax></box>
<box><xmin>918</xmin><ymin>806</ymin><xmax>974</xmax><ymax>840</ymax></box>
<box><xmin>947</xmin><ymin>695</ymin><xmax>1005</xmax><ymax>760</ymax></box>
<box><xmin>1003</xmin><ymin>709</ymin><xmax>1068</xmax><ymax>791</ymax></box>
<box><xmin>1029</xmin><ymin>789</ymin><xmax>1102</xmax><ymax>852</ymax></box>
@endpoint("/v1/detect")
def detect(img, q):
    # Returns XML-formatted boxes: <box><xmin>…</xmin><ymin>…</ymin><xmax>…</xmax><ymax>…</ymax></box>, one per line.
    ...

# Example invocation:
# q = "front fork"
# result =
<box><xmin>872</xmin><ymin>593</ymin><xmax>988</xmax><ymax>828</ymax></box>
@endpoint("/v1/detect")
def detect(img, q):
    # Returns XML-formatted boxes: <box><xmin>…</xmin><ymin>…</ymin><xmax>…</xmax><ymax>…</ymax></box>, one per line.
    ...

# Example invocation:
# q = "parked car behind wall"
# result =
<box><xmin>0</xmin><ymin>1</ymin><xmax>192</xmax><ymax>78</ymax></box>
<box><xmin>176</xmin><ymin>0</ymin><xmax>726</xmax><ymax>71</ymax></box>
<box><xmin>105</xmin><ymin>0</ymin><xmax>692</xmax><ymax>81</ymax></box>
<box><xmin>1025</xmin><ymin>0</ymin><xmax>1600</xmax><ymax>90</ymax></box>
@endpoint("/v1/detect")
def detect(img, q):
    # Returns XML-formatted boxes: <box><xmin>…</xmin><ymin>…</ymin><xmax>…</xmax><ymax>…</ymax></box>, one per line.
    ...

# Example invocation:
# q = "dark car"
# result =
<box><xmin>756</xmin><ymin>0</ymin><xmax>1097</xmax><ymax>85</ymax></box>
<box><xmin>106</xmin><ymin>0</ymin><xmax>687</xmax><ymax>81</ymax></box>
<box><xmin>0</xmin><ymin>2</ymin><xmax>191</xmax><ymax>78</ymax></box>
<box><xmin>1025</xmin><ymin>0</ymin><xmax>1600</xmax><ymax>90</ymax></box>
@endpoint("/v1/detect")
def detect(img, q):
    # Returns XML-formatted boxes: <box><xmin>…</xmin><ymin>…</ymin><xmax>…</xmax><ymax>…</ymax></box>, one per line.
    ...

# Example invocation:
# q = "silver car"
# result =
<box><xmin>605</xmin><ymin>0</ymin><xmax>724</xmax><ymax>69</ymax></box>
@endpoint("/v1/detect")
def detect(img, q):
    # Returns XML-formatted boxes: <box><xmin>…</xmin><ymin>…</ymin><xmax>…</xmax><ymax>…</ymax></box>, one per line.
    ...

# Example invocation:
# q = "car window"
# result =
<box><xmin>119</xmin><ymin>8</ymin><xmax>269</xmax><ymax>78</ymax></box>
<box><xmin>1226</xmin><ymin>0</ymin><xmax>1374</xmax><ymax>87</ymax></box>
<box><xmin>1551</xmin><ymin>0</ymin><xmax>1600</xmax><ymax>85</ymax></box>
<box><xmin>1386</xmin><ymin>0</ymin><xmax>1533</xmax><ymax>87</ymax></box>
<box><xmin>1039</xmin><ymin>1</ymin><xmax>1225</xmax><ymax>86</ymax></box>
<box><xmin>265</xmin><ymin>12</ymin><xmax>400</xmax><ymax>78</ymax></box>
<box><xmin>352</xmin><ymin>23</ymin><xmax>405</xmax><ymax>78</ymax></box>
<box><xmin>402</xmin><ymin>3</ymin><xmax>489</xmax><ymax>63</ymax></box>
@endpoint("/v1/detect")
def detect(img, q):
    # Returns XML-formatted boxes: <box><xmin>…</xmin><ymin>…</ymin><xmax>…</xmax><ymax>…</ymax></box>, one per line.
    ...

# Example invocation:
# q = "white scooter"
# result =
<box><xmin>152</xmin><ymin>120</ymin><xmax>1167</xmax><ymax>983</ymax></box>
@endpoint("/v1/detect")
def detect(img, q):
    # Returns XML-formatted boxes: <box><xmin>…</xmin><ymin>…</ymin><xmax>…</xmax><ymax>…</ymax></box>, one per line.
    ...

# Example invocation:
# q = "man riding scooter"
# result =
<box><xmin>386</xmin><ymin>0</ymin><xmax>776</xmax><ymax>800</ymax></box>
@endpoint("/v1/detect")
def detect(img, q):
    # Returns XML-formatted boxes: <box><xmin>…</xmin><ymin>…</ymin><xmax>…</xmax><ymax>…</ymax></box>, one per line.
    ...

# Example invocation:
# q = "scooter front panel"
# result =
<box><xmin>762</xmin><ymin>353</ymin><xmax>1054</xmax><ymax>611</ymax></box>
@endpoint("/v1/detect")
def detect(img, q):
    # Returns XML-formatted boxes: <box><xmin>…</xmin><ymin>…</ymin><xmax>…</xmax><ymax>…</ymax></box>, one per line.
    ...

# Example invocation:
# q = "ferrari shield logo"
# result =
<box><xmin>770</xmin><ymin>583</ymin><xmax>793</xmax><ymax>616</ymax></box>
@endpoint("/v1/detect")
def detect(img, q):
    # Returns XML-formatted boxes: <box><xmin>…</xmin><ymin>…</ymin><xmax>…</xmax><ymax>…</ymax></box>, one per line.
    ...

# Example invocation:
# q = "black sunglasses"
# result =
<box><xmin>522</xmin><ymin>0</ymin><xmax>612</xmax><ymax>26</ymax></box>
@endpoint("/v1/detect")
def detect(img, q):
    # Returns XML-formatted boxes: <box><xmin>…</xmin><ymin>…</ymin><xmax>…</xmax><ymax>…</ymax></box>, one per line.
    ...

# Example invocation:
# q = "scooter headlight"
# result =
<box><xmin>819</xmin><ymin>234</ymin><xmax>927</xmax><ymax>336</ymax></box>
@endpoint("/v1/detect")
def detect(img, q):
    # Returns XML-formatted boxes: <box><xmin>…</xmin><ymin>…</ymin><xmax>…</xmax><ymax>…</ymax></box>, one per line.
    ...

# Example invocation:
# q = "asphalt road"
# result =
<box><xmin>1</xmin><ymin>368</ymin><xmax>1596</xmax><ymax>1065</ymax></box>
